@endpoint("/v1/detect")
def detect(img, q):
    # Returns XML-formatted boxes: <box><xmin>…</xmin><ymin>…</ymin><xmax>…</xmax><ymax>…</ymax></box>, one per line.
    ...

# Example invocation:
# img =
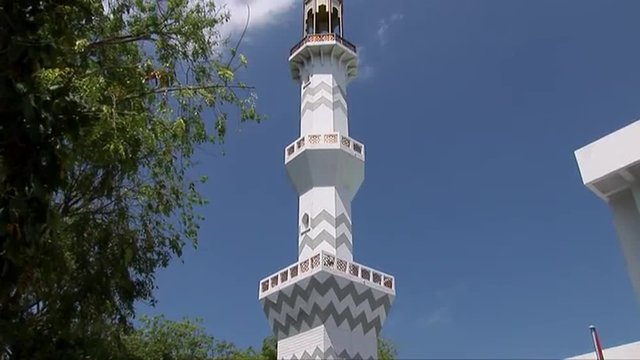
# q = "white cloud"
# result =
<box><xmin>102</xmin><ymin>0</ymin><xmax>298</xmax><ymax>35</ymax></box>
<box><xmin>220</xmin><ymin>0</ymin><xmax>298</xmax><ymax>35</ymax></box>
<box><xmin>376</xmin><ymin>13</ymin><xmax>404</xmax><ymax>46</ymax></box>
<box><xmin>359</xmin><ymin>64</ymin><xmax>375</xmax><ymax>81</ymax></box>
<box><xmin>423</xmin><ymin>305</ymin><xmax>453</xmax><ymax>326</ymax></box>
<box><xmin>417</xmin><ymin>283</ymin><xmax>467</xmax><ymax>329</ymax></box>
<box><xmin>355</xmin><ymin>46</ymin><xmax>375</xmax><ymax>81</ymax></box>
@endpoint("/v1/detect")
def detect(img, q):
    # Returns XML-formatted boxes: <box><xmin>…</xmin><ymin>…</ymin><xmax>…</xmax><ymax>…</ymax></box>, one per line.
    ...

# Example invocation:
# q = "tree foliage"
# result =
<box><xmin>378</xmin><ymin>337</ymin><xmax>399</xmax><ymax>360</ymax></box>
<box><xmin>123</xmin><ymin>316</ymin><xmax>276</xmax><ymax>360</ymax></box>
<box><xmin>0</xmin><ymin>0</ymin><xmax>259</xmax><ymax>358</ymax></box>
<box><xmin>123</xmin><ymin>316</ymin><xmax>396</xmax><ymax>360</ymax></box>
<box><xmin>123</xmin><ymin>316</ymin><xmax>239</xmax><ymax>360</ymax></box>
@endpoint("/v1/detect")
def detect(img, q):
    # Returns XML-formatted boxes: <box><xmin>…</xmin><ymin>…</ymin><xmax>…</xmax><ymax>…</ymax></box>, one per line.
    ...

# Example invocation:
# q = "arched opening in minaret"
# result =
<box><xmin>301</xmin><ymin>213</ymin><xmax>310</xmax><ymax>232</ymax></box>
<box><xmin>305</xmin><ymin>9</ymin><xmax>314</xmax><ymax>36</ymax></box>
<box><xmin>316</xmin><ymin>5</ymin><xmax>329</xmax><ymax>34</ymax></box>
<box><xmin>331</xmin><ymin>7</ymin><xmax>341</xmax><ymax>35</ymax></box>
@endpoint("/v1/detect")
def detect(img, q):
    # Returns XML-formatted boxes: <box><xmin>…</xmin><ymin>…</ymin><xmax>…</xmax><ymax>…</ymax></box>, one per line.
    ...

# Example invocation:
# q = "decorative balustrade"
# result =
<box><xmin>304</xmin><ymin>0</ymin><xmax>342</xmax><ymax>5</ymax></box>
<box><xmin>290</xmin><ymin>33</ymin><xmax>357</xmax><ymax>56</ymax></box>
<box><xmin>285</xmin><ymin>133</ymin><xmax>364</xmax><ymax>160</ymax></box>
<box><xmin>324</xmin><ymin>134</ymin><xmax>338</xmax><ymax>144</ymax></box>
<box><xmin>352</xmin><ymin>143</ymin><xmax>363</xmax><ymax>155</ymax></box>
<box><xmin>259</xmin><ymin>251</ymin><xmax>395</xmax><ymax>296</ymax></box>
<box><xmin>341</xmin><ymin>136</ymin><xmax>351</xmax><ymax>148</ymax></box>
<box><xmin>309</xmin><ymin>135</ymin><xmax>321</xmax><ymax>144</ymax></box>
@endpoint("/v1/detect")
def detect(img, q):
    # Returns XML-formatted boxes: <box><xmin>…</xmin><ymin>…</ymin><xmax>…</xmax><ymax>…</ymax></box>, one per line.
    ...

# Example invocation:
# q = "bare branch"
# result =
<box><xmin>123</xmin><ymin>84</ymin><xmax>254</xmax><ymax>101</ymax></box>
<box><xmin>89</xmin><ymin>34</ymin><xmax>154</xmax><ymax>47</ymax></box>
<box><xmin>226</xmin><ymin>4</ymin><xmax>251</xmax><ymax>69</ymax></box>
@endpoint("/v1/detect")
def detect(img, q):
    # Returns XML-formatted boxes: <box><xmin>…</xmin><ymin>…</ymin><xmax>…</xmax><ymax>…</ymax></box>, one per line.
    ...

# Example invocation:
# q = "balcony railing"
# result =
<box><xmin>305</xmin><ymin>0</ymin><xmax>342</xmax><ymax>4</ymax></box>
<box><xmin>290</xmin><ymin>33</ymin><xmax>357</xmax><ymax>57</ymax></box>
<box><xmin>285</xmin><ymin>132</ymin><xmax>364</xmax><ymax>161</ymax></box>
<box><xmin>259</xmin><ymin>251</ymin><xmax>395</xmax><ymax>297</ymax></box>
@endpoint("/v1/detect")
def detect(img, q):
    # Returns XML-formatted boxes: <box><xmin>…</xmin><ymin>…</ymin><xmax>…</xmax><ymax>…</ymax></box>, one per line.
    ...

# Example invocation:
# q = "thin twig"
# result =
<box><xmin>225</xmin><ymin>4</ymin><xmax>251</xmax><ymax>69</ymax></box>
<box><xmin>123</xmin><ymin>84</ymin><xmax>254</xmax><ymax>101</ymax></box>
<box><xmin>89</xmin><ymin>34</ymin><xmax>154</xmax><ymax>47</ymax></box>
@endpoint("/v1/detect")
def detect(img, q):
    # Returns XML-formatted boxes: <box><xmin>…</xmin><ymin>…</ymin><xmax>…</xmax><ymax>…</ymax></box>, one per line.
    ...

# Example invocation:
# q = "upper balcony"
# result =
<box><xmin>289</xmin><ymin>34</ymin><xmax>358</xmax><ymax>82</ymax></box>
<box><xmin>290</xmin><ymin>33</ymin><xmax>356</xmax><ymax>58</ymax></box>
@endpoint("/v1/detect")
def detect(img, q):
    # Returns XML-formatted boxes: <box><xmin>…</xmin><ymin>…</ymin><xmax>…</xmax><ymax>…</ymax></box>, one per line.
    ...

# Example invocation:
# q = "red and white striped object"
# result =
<box><xmin>590</xmin><ymin>325</ymin><xmax>605</xmax><ymax>360</ymax></box>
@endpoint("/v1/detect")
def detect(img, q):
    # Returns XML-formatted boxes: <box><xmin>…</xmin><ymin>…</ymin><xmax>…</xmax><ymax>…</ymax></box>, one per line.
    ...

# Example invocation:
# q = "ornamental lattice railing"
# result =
<box><xmin>290</xmin><ymin>34</ymin><xmax>357</xmax><ymax>56</ymax></box>
<box><xmin>259</xmin><ymin>251</ymin><xmax>395</xmax><ymax>296</ymax></box>
<box><xmin>285</xmin><ymin>132</ymin><xmax>364</xmax><ymax>160</ymax></box>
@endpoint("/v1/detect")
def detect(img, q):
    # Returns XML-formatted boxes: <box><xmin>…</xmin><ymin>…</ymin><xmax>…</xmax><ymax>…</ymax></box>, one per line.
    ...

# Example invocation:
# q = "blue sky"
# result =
<box><xmin>139</xmin><ymin>1</ymin><xmax>640</xmax><ymax>358</ymax></box>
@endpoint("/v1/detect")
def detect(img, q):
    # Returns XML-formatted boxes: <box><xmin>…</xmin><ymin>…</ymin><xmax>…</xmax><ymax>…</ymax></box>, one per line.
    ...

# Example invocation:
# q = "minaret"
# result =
<box><xmin>259</xmin><ymin>1</ymin><xmax>396</xmax><ymax>359</ymax></box>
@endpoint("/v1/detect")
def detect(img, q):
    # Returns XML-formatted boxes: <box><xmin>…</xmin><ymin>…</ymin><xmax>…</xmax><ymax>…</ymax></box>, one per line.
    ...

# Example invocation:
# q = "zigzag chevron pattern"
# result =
<box><xmin>300</xmin><ymin>231</ymin><xmax>352</xmax><ymax>255</ymax></box>
<box><xmin>299</xmin><ymin>210</ymin><xmax>352</xmax><ymax>255</ymax></box>
<box><xmin>270</xmin><ymin>302</ymin><xmax>382</xmax><ymax>339</ymax></box>
<box><xmin>262</xmin><ymin>273</ymin><xmax>393</xmax><ymax>338</ymax></box>
<box><xmin>310</xmin><ymin>210</ymin><xmax>352</xmax><ymax>231</ymax></box>
<box><xmin>263</xmin><ymin>274</ymin><xmax>392</xmax><ymax>316</ymax></box>
<box><xmin>301</xmin><ymin>98</ymin><xmax>348</xmax><ymax>116</ymax></box>
<box><xmin>289</xmin><ymin>346</ymin><xmax>374</xmax><ymax>360</ymax></box>
<box><xmin>267</xmin><ymin>282</ymin><xmax>389</xmax><ymax>333</ymax></box>
<box><xmin>303</xmin><ymin>82</ymin><xmax>347</xmax><ymax>101</ymax></box>
<box><xmin>301</xmin><ymin>82</ymin><xmax>348</xmax><ymax>116</ymax></box>
<box><xmin>302</xmin><ymin>82</ymin><xmax>347</xmax><ymax>99</ymax></box>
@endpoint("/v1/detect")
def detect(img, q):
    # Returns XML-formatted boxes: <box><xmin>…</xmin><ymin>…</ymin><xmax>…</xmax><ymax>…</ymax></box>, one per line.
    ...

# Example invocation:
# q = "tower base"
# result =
<box><xmin>259</xmin><ymin>252</ymin><xmax>395</xmax><ymax>360</ymax></box>
<box><xmin>278</xmin><ymin>325</ymin><xmax>376</xmax><ymax>360</ymax></box>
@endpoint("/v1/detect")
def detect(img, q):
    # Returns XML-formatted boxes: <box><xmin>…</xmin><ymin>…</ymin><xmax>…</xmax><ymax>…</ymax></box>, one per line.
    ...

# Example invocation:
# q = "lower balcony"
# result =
<box><xmin>258</xmin><ymin>251</ymin><xmax>395</xmax><ymax>299</ymax></box>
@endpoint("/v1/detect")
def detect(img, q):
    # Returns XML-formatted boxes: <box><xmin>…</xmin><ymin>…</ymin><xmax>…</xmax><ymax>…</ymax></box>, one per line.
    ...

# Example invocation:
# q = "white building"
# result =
<box><xmin>257</xmin><ymin>1</ymin><xmax>395</xmax><ymax>359</ymax></box>
<box><xmin>568</xmin><ymin>341</ymin><xmax>640</xmax><ymax>360</ymax></box>
<box><xmin>572</xmin><ymin>120</ymin><xmax>640</xmax><ymax>359</ymax></box>
<box><xmin>575</xmin><ymin>120</ymin><xmax>640</xmax><ymax>300</ymax></box>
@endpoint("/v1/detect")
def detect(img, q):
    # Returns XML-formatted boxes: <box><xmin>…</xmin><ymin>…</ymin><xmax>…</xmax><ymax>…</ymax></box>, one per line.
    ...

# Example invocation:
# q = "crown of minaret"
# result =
<box><xmin>258</xmin><ymin>2</ymin><xmax>395</xmax><ymax>359</ymax></box>
<box><xmin>290</xmin><ymin>0</ymin><xmax>358</xmax><ymax>82</ymax></box>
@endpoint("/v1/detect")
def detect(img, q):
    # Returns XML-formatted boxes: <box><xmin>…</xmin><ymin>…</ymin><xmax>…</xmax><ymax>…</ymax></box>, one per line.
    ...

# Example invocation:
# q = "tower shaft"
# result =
<box><xmin>259</xmin><ymin>2</ymin><xmax>395</xmax><ymax>359</ymax></box>
<box><xmin>286</xmin><ymin>39</ymin><xmax>362</xmax><ymax>263</ymax></box>
<box><xmin>299</xmin><ymin>59</ymin><xmax>350</xmax><ymax>136</ymax></box>
<box><xmin>298</xmin><ymin>187</ymin><xmax>353</xmax><ymax>261</ymax></box>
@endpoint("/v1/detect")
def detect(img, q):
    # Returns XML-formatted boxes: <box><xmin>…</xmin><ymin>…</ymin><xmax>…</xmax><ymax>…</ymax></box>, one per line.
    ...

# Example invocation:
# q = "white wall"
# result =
<box><xmin>610</xmin><ymin>187</ymin><xmax>640</xmax><ymax>300</ymax></box>
<box><xmin>575</xmin><ymin>120</ymin><xmax>640</xmax><ymax>192</ymax></box>
<box><xmin>568</xmin><ymin>341</ymin><xmax>640</xmax><ymax>360</ymax></box>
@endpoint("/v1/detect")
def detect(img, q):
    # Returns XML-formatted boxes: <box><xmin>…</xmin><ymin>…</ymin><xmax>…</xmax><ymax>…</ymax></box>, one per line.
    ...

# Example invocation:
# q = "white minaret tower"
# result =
<box><xmin>259</xmin><ymin>1</ymin><xmax>396</xmax><ymax>359</ymax></box>
<box><xmin>575</xmin><ymin>120</ymin><xmax>640</xmax><ymax>302</ymax></box>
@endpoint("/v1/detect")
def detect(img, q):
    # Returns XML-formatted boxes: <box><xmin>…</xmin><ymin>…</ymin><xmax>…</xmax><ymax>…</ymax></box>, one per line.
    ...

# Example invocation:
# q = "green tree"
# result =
<box><xmin>123</xmin><ymin>316</ymin><xmax>396</xmax><ymax>360</ymax></box>
<box><xmin>0</xmin><ymin>0</ymin><xmax>259</xmax><ymax>358</ymax></box>
<box><xmin>123</xmin><ymin>316</ymin><xmax>239</xmax><ymax>360</ymax></box>
<box><xmin>259</xmin><ymin>336</ymin><xmax>277</xmax><ymax>360</ymax></box>
<box><xmin>123</xmin><ymin>316</ymin><xmax>273</xmax><ymax>360</ymax></box>
<box><xmin>378</xmin><ymin>337</ymin><xmax>399</xmax><ymax>360</ymax></box>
